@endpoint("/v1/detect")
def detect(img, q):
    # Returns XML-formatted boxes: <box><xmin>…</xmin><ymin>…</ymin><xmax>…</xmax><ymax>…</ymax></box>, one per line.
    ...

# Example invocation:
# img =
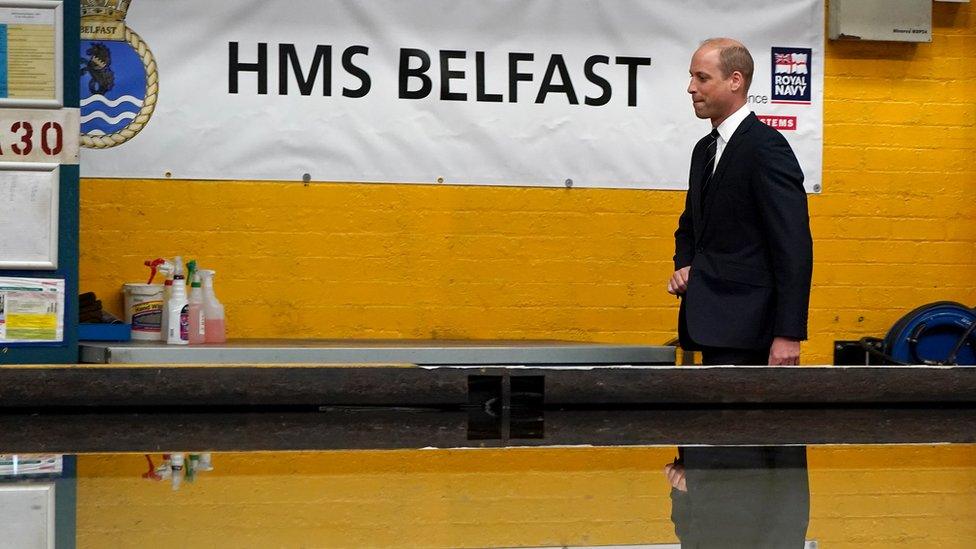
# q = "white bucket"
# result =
<box><xmin>122</xmin><ymin>283</ymin><xmax>164</xmax><ymax>341</ymax></box>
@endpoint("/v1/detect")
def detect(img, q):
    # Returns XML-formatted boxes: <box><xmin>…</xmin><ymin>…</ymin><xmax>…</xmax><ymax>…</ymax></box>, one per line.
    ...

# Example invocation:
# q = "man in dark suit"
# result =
<box><xmin>664</xmin><ymin>41</ymin><xmax>813</xmax><ymax>545</ymax></box>
<box><xmin>668</xmin><ymin>38</ymin><xmax>813</xmax><ymax>367</ymax></box>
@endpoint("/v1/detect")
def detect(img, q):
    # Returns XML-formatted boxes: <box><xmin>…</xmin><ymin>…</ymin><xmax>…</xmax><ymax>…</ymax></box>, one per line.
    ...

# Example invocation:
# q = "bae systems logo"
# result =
<box><xmin>757</xmin><ymin>115</ymin><xmax>797</xmax><ymax>131</ymax></box>
<box><xmin>771</xmin><ymin>47</ymin><xmax>811</xmax><ymax>105</ymax></box>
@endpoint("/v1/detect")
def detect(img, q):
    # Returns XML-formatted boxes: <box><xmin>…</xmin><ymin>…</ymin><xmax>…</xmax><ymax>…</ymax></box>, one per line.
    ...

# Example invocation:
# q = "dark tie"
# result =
<box><xmin>700</xmin><ymin>128</ymin><xmax>720</xmax><ymax>210</ymax></box>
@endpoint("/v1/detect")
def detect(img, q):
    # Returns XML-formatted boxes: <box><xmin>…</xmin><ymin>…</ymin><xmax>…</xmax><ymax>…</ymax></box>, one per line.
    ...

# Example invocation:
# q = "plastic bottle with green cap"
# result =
<box><xmin>199</xmin><ymin>269</ymin><xmax>226</xmax><ymax>343</ymax></box>
<box><xmin>187</xmin><ymin>270</ymin><xmax>206</xmax><ymax>345</ymax></box>
<box><xmin>186</xmin><ymin>259</ymin><xmax>198</xmax><ymax>288</ymax></box>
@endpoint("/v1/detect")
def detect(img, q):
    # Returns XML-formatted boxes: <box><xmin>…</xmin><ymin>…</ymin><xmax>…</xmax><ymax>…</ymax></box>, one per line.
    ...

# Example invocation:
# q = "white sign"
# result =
<box><xmin>0</xmin><ymin>0</ymin><xmax>64</xmax><ymax>107</ymax></box>
<box><xmin>0</xmin><ymin>484</ymin><xmax>56</xmax><ymax>549</ymax></box>
<box><xmin>80</xmin><ymin>0</ymin><xmax>824</xmax><ymax>191</ymax></box>
<box><xmin>0</xmin><ymin>276</ymin><xmax>65</xmax><ymax>343</ymax></box>
<box><xmin>0</xmin><ymin>455</ymin><xmax>62</xmax><ymax>476</ymax></box>
<box><xmin>0</xmin><ymin>108</ymin><xmax>79</xmax><ymax>164</ymax></box>
<box><xmin>0</xmin><ymin>163</ymin><xmax>59</xmax><ymax>269</ymax></box>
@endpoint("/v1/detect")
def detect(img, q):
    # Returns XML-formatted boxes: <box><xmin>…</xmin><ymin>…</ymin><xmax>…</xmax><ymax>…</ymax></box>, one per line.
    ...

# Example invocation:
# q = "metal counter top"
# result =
<box><xmin>3</xmin><ymin>407</ymin><xmax>975</xmax><ymax>452</ymax></box>
<box><xmin>5</xmin><ymin>363</ymin><xmax>975</xmax><ymax>408</ymax></box>
<box><xmin>79</xmin><ymin>339</ymin><xmax>676</xmax><ymax>365</ymax></box>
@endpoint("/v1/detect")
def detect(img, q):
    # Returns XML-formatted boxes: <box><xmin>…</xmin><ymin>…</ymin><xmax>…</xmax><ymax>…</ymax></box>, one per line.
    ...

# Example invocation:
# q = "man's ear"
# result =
<box><xmin>729</xmin><ymin>71</ymin><xmax>744</xmax><ymax>93</ymax></box>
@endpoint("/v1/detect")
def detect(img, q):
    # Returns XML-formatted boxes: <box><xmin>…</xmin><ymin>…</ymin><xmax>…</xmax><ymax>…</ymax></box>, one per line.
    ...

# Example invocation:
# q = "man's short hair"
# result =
<box><xmin>701</xmin><ymin>38</ymin><xmax>754</xmax><ymax>92</ymax></box>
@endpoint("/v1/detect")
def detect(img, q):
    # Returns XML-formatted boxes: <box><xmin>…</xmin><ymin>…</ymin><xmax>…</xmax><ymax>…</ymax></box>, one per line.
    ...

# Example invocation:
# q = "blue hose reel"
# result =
<box><xmin>879</xmin><ymin>301</ymin><xmax>976</xmax><ymax>365</ymax></box>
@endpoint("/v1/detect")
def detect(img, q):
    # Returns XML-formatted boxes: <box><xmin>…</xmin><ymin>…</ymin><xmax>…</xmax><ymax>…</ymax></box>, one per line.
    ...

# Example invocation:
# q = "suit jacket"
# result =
<box><xmin>675</xmin><ymin>112</ymin><xmax>813</xmax><ymax>350</ymax></box>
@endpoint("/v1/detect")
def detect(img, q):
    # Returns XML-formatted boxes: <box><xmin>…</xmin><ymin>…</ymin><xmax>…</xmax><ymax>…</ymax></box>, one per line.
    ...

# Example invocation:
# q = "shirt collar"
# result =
<box><xmin>714</xmin><ymin>103</ymin><xmax>751</xmax><ymax>143</ymax></box>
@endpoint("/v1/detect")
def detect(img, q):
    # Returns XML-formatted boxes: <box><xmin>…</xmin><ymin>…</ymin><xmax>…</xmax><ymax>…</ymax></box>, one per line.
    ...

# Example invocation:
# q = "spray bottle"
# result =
<box><xmin>157</xmin><ymin>259</ymin><xmax>176</xmax><ymax>342</ymax></box>
<box><xmin>143</xmin><ymin>258</ymin><xmax>166</xmax><ymax>284</ymax></box>
<box><xmin>170</xmin><ymin>453</ymin><xmax>185</xmax><ymax>491</ymax></box>
<box><xmin>185</xmin><ymin>455</ymin><xmax>198</xmax><ymax>484</ymax></box>
<box><xmin>196</xmin><ymin>453</ymin><xmax>214</xmax><ymax>471</ymax></box>
<box><xmin>166</xmin><ymin>256</ymin><xmax>189</xmax><ymax>345</ymax></box>
<box><xmin>198</xmin><ymin>269</ymin><xmax>226</xmax><ymax>343</ymax></box>
<box><xmin>154</xmin><ymin>454</ymin><xmax>173</xmax><ymax>481</ymax></box>
<box><xmin>187</xmin><ymin>271</ymin><xmax>206</xmax><ymax>345</ymax></box>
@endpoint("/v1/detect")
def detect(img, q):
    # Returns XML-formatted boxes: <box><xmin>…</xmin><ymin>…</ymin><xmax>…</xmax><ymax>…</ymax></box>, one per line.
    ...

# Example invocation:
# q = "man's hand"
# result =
<box><xmin>768</xmin><ymin>336</ymin><xmax>800</xmax><ymax>365</ymax></box>
<box><xmin>667</xmin><ymin>267</ymin><xmax>691</xmax><ymax>296</ymax></box>
<box><xmin>664</xmin><ymin>461</ymin><xmax>687</xmax><ymax>492</ymax></box>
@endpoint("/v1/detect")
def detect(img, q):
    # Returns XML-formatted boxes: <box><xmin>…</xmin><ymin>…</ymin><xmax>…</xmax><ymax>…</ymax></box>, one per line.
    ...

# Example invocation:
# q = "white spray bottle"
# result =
<box><xmin>170</xmin><ymin>453</ymin><xmax>185</xmax><ymax>491</ymax></box>
<box><xmin>157</xmin><ymin>259</ymin><xmax>175</xmax><ymax>342</ymax></box>
<box><xmin>198</xmin><ymin>269</ymin><xmax>226</xmax><ymax>343</ymax></box>
<box><xmin>166</xmin><ymin>256</ymin><xmax>189</xmax><ymax>345</ymax></box>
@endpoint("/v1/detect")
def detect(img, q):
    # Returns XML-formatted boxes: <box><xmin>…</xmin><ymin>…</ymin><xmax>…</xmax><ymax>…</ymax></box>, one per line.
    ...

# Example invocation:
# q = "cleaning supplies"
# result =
<box><xmin>186</xmin><ymin>259</ymin><xmax>198</xmax><ymax>289</ymax></box>
<box><xmin>157</xmin><ymin>259</ymin><xmax>175</xmax><ymax>342</ymax></box>
<box><xmin>122</xmin><ymin>283</ymin><xmax>164</xmax><ymax>341</ymax></box>
<box><xmin>185</xmin><ymin>455</ymin><xmax>198</xmax><ymax>484</ymax></box>
<box><xmin>198</xmin><ymin>269</ymin><xmax>226</xmax><ymax>343</ymax></box>
<box><xmin>196</xmin><ymin>453</ymin><xmax>214</xmax><ymax>471</ymax></box>
<box><xmin>166</xmin><ymin>256</ymin><xmax>189</xmax><ymax>345</ymax></box>
<box><xmin>170</xmin><ymin>453</ymin><xmax>185</xmax><ymax>491</ymax></box>
<box><xmin>187</xmin><ymin>271</ymin><xmax>206</xmax><ymax>344</ymax></box>
<box><xmin>144</xmin><ymin>453</ymin><xmax>214</xmax><ymax>488</ymax></box>
<box><xmin>141</xmin><ymin>454</ymin><xmax>163</xmax><ymax>481</ymax></box>
<box><xmin>143</xmin><ymin>258</ymin><xmax>166</xmax><ymax>284</ymax></box>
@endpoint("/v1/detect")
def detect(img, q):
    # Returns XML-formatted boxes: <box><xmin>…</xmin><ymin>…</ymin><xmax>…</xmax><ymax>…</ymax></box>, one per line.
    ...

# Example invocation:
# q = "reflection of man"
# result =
<box><xmin>668</xmin><ymin>38</ymin><xmax>813</xmax><ymax>367</ymax></box>
<box><xmin>666</xmin><ymin>446</ymin><xmax>810</xmax><ymax>547</ymax></box>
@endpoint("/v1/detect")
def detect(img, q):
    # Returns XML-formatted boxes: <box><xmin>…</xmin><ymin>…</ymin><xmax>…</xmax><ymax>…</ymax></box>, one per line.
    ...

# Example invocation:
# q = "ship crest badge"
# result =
<box><xmin>80</xmin><ymin>0</ymin><xmax>157</xmax><ymax>148</ymax></box>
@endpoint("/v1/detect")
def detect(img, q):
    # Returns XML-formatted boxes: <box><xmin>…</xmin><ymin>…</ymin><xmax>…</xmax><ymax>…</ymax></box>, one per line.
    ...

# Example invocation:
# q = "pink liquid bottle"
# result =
<box><xmin>198</xmin><ymin>269</ymin><xmax>226</xmax><ymax>343</ymax></box>
<box><xmin>187</xmin><ymin>272</ymin><xmax>206</xmax><ymax>344</ymax></box>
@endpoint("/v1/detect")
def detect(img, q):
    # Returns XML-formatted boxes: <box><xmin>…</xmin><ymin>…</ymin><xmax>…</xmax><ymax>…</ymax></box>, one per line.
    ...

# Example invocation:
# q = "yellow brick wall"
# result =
<box><xmin>79</xmin><ymin>3</ymin><xmax>975</xmax><ymax>364</ymax></box>
<box><xmin>75</xmin><ymin>445</ymin><xmax>976</xmax><ymax>548</ymax></box>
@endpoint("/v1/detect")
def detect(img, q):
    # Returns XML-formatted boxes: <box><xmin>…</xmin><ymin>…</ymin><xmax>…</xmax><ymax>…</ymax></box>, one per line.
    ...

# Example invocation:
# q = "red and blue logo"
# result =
<box><xmin>771</xmin><ymin>47</ymin><xmax>811</xmax><ymax>105</ymax></box>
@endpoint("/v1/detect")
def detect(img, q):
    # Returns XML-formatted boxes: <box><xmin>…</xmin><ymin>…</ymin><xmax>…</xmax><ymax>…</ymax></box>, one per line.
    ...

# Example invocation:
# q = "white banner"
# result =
<box><xmin>79</xmin><ymin>0</ymin><xmax>824</xmax><ymax>191</ymax></box>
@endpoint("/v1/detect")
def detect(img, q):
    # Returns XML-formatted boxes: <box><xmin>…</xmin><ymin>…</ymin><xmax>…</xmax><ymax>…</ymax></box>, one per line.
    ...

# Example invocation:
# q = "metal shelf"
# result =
<box><xmin>79</xmin><ymin>339</ymin><xmax>676</xmax><ymax>366</ymax></box>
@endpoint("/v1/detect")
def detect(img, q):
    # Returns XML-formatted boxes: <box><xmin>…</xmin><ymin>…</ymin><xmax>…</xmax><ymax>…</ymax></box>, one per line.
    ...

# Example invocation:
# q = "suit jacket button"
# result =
<box><xmin>696</xmin><ymin>246</ymin><xmax>704</xmax><ymax>253</ymax></box>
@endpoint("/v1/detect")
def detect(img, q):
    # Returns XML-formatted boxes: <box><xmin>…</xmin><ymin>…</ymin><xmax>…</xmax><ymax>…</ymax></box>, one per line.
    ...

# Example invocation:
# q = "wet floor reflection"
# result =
<box><xmin>668</xmin><ymin>446</ymin><xmax>809</xmax><ymax>547</ymax></box>
<box><xmin>2</xmin><ymin>444</ymin><xmax>974</xmax><ymax>547</ymax></box>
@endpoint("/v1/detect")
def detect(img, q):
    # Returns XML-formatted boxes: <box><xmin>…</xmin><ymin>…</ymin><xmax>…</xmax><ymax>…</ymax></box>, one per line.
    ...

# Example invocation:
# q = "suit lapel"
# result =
<box><xmin>699</xmin><ymin>113</ymin><xmax>757</xmax><ymax>235</ymax></box>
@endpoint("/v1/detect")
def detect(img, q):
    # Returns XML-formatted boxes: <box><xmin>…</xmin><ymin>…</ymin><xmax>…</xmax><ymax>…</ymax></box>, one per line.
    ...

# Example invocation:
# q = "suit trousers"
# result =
<box><xmin>700</xmin><ymin>346</ymin><xmax>769</xmax><ymax>366</ymax></box>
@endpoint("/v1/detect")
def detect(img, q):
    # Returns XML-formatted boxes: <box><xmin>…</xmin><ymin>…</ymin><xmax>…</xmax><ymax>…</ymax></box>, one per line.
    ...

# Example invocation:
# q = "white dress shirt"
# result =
<box><xmin>712</xmin><ymin>103</ymin><xmax>752</xmax><ymax>173</ymax></box>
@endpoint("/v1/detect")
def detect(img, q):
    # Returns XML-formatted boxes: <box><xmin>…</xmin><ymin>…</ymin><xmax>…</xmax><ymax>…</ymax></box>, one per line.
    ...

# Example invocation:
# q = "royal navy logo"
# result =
<box><xmin>79</xmin><ymin>0</ymin><xmax>157</xmax><ymax>148</ymax></box>
<box><xmin>770</xmin><ymin>47</ymin><xmax>811</xmax><ymax>105</ymax></box>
